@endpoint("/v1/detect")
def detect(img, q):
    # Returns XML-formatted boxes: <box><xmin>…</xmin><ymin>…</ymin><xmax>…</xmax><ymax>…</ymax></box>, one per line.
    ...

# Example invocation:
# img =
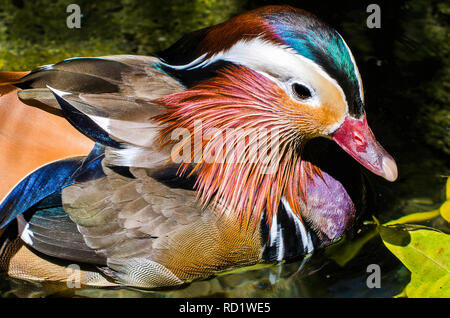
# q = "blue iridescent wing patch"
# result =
<box><xmin>0</xmin><ymin>143</ymin><xmax>105</xmax><ymax>229</ymax></box>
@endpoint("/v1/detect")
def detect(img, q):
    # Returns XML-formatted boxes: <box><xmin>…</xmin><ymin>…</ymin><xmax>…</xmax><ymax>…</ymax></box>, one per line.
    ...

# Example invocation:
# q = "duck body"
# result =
<box><xmin>0</xmin><ymin>138</ymin><xmax>363</xmax><ymax>288</ymax></box>
<box><xmin>0</xmin><ymin>6</ymin><xmax>394</xmax><ymax>288</ymax></box>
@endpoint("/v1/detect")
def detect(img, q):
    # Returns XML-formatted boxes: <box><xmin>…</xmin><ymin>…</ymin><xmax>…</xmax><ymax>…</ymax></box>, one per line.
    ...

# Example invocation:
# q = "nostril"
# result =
<box><xmin>353</xmin><ymin>132</ymin><xmax>364</xmax><ymax>146</ymax></box>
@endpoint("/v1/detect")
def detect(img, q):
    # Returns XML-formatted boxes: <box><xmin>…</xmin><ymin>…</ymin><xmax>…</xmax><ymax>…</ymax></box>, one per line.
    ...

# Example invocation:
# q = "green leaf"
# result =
<box><xmin>326</xmin><ymin>177</ymin><xmax>449</xmax><ymax>279</ymax></box>
<box><xmin>385</xmin><ymin>177</ymin><xmax>449</xmax><ymax>225</ymax></box>
<box><xmin>384</xmin><ymin>209</ymin><xmax>440</xmax><ymax>226</ymax></box>
<box><xmin>379</xmin><ymin>227</ymin><xmax>450</xmax><ymax>297</ymax></box>
<box><xmin>441</xmin><ymin>201</ymin><xmax>450</xmax><ymax>223</ymax></box>
<box><xmin>441</xmin><ymin>177</ymin><xmax>450</xmax><ymax>222</ymax></box>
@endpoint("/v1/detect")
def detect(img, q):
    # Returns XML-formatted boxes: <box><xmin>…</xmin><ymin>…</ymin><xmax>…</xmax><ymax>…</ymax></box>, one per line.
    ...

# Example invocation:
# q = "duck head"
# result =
<box><xmin>155</xmin><ymin>5</ymin><xmax>397</xmax><ymax>226</ymax></box>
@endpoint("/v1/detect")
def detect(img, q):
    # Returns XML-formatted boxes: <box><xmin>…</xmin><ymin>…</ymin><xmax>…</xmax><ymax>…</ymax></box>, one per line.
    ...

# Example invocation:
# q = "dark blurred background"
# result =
<box><xmin>0</xmin><ymin>0</ymin><xmax>448</xmax><ymax>297</ymax></box>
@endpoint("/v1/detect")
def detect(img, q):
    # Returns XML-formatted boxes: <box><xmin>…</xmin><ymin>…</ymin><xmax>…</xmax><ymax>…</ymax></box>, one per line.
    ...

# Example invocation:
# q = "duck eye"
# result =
<box><xmin>292</xmin><ymin>83</ymin><xmax>312</xmax><ymax>100</ymax></box>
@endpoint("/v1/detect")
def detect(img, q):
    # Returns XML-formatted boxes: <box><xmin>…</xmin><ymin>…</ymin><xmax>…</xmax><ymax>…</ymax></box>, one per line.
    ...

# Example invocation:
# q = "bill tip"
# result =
<box><xmin>382</xmin><ymin>157</ymin><xmax>398</xmax><ymax>182</ymax></box>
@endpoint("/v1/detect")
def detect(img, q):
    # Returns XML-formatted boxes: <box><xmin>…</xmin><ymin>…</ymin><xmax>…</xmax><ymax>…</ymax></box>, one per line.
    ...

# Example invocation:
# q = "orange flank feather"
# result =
<box><xmin>0</xmin><ymin>72</ymin><xmax>30</xmax><ymax>86</ymax></box>
<box><xmin>0</xmin><ymin>80</ymin><xmax>94</xmax><ymax>202</ymax></box>
<box><xmin>155</xmin><ymin>65</ymin><xmax>321</xmax><ymax>228</ymax></box>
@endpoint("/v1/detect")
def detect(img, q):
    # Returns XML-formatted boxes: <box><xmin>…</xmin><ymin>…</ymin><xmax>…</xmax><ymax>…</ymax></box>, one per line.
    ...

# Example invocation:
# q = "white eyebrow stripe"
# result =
<box><xmin>163</xmin><ymin>37</ymin><xmax>349</xmax><ymax>116</ymax></box>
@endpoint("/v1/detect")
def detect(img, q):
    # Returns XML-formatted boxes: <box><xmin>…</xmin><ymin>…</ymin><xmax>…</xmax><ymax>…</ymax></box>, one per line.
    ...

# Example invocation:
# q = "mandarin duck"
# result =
<box><xmin>0</xmin><ymin>6</ymin><xmax>397</xmax><ymax>289</ymax></box>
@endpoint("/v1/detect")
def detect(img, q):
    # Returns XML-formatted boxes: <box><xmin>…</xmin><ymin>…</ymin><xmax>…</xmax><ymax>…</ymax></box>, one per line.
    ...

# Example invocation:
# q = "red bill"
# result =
<box><xmin>331</xmin><ymin>113</ymin><xmax>398</xmax><ymax>182</ymax></box>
